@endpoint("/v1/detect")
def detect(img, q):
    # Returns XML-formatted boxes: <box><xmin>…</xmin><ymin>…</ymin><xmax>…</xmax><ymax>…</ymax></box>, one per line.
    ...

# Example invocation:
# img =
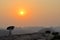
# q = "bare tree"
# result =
<box><xmin>7</xmin><ymin>26</ymin><xmax>15</xmax><ymax>36</ymax></box>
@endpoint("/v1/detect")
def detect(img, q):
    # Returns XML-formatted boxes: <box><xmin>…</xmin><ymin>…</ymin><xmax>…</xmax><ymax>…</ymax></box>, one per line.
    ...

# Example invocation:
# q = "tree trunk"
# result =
<box><xmin>9</xmin><ymin>30</ymin><xmax>12</xmax><ymax>36</ymax></box>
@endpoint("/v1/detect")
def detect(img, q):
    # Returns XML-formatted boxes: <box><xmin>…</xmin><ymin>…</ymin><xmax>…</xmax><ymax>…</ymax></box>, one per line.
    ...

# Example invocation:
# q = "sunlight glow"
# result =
<box><xmin>18</xmin><ymin>9</ymin><xmax>27</xmax><ymax>16</ymax></box>
<box><xmin>20</xmin><ymin>11</ymin><xmax>24</xmax><ymax>16</ymax></box>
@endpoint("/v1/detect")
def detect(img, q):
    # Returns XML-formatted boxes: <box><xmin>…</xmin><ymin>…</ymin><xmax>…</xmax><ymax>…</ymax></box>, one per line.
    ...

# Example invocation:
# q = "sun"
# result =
<box><xmin>18</xmin><ymin>9</ymin><xmax>26</xmax><ymax>16</ymax></box>
<box><xmin>20</xmin><ymin>11</ymin><xmax>24</xmax><ymax>16</ymax></box>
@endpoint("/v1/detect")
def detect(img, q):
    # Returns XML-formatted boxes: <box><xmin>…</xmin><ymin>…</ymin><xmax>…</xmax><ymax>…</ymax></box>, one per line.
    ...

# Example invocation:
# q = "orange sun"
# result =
<box><xmin>20</xmin><ymin>11</ymin><xmax>24</xmax><ymax>16</ymax></box>
<box><xmin>18</xmin><ymin>9</ymin><xmax>26</xmax><ymax>16</ymax></box>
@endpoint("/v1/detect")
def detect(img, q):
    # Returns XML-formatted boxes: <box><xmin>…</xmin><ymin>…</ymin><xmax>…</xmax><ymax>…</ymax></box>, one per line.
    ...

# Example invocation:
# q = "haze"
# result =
<box><xmin>0</xmin><ymin>0</ymin><xmax>60</xmax><ymax>28</ymax></box>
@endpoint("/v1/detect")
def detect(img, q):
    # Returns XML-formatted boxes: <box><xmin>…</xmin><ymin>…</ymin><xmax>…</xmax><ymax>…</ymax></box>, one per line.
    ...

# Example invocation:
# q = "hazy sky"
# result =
<box><xmin>0</xmin><ymin>0</ymin><xmax>60</xmax><ymax>28</ymax></box>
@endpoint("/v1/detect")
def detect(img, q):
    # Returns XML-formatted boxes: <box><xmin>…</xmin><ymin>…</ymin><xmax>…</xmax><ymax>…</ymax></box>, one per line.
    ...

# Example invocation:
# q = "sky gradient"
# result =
<box><xmin>0</xmin><ymin>0</ymin><xmax>60</xmax><ymax>28</ymax></box>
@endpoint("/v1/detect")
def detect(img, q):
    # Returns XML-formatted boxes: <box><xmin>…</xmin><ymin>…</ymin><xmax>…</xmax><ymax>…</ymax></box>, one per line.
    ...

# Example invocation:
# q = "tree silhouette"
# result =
<box><xmin>7</xmin><ymin>26</ymin><xmax>15</xmax><ymax>36</ymax></box>
<box><xmin>51</xmin><ymin>32</ymin><xmax>60</xmax><ymax>40</ymax></box>
<box><xmin>52</xmin><ymin>32</ymin><xmax>59</xmax><ymax>36</ymax></box>
<box><xmin>45</xmin><ymin>30</ymin><xmax>51</xmax><ymax>34</ymax></box>
<box><xmin>45</xmin><ymin>30</ymin><xmax>51</xmax><ymax>40</ymax></box>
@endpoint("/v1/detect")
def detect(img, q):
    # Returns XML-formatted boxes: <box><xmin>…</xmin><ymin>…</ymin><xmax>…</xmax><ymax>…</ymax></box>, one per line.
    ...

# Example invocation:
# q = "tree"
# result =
<box><xmin>52</xmin><ymin>32</ymin><xmax>59</xmax><ymax>36</ymax></box>
<box><xmin>7</xmin><ymin>26</ymin><xmax>15</xmax><ymax>36</ymax></box>
<box><xmin>51</xmin><ymin>32</ymin><xmax>60</xmax><ymax>40</ymax></box>
<box><xmin>45</xmin><ymin>30</ymin><xmax>51</xmax><ymax>40</ymax></box>
<box><xmin>45</xmin><ymin>30</ymin><xmax>51</xmax><ymax>34</ymax></box>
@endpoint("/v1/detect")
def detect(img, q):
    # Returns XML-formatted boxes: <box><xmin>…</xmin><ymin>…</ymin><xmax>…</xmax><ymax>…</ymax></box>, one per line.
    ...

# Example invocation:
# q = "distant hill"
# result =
<box><xmin>0</xmin><ymin>27</ymin><xmax>42</xmax><ymax>36</ymax></box>
<box><xmin>0</xmin><ymin>28</ymin><xmax>55</xmax><ymax>40</ymax></box>
<box><xmin>0</xmin><ymin>27</ymin><xmax>60</xmax><ymax>37</ymax></box>
<box><xmin>12</xmin><ymin>27</ymin><xmax>43</xmax><ymax>34</ymax></box>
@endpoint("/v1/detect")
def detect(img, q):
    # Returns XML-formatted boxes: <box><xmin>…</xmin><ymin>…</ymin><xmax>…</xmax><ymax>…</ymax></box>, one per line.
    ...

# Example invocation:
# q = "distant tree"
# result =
<box><xmin>45</xmin><ymin>30</ymin><xmax>51</xmax><ymax>34</ymax></box>
<box><xmin>52</xmin><ymin>32</ymin><xmax>59</xmax><ymax>36</ymax></box>
<box><xmin>45</xmin><ymin>30</ymin><xmax>51</xmax><ymax>40</ymax></box>
<box><xmin>7</xmin><ymin>26</ymin><xmax>15</xmax><ymax>36</ymax></box>
<box><xmin>51</xmin><ymin>32</ymin><xmax>60</xmax><ymax>40</ymax></box>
